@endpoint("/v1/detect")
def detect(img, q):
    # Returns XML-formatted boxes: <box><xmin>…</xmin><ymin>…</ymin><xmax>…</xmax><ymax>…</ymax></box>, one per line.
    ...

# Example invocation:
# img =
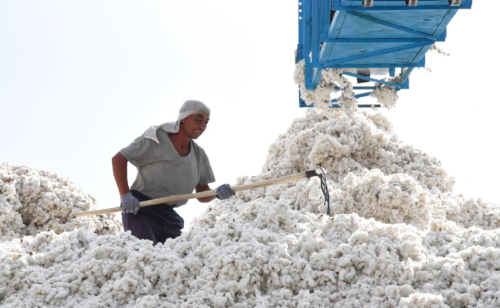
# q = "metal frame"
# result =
<box><xmin>331</xmin><ymin>0</ymin><xmax>472</xmax><ymax>11</ymax></box>
<box><xmin>297</xmin><ymin>0</ymin><xmax>472</xmax><ymax>108</ymax></box>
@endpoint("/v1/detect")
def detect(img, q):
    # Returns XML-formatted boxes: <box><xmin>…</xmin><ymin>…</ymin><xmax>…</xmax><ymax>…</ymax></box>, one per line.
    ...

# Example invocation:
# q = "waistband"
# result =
<box><xmin>131</xmin><ymin>190</ymin><xmax>184</xmax><ymax>229</ymax></box>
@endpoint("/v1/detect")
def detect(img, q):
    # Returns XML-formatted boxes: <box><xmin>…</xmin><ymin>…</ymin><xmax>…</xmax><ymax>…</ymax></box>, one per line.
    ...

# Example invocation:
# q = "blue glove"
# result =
<box><xmin>121</xmin><ymin>192</ymin><xmax>140</xmax><ymax>215</ymax></box>
<box><xmin>215</xmin><ymin>184</ymin><xmax>236</xmax><ymax>200</ymax></box>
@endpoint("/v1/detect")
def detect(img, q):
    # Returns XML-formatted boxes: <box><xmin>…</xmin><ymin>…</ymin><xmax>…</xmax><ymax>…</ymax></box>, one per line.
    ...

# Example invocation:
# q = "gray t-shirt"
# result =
<box><xmin>120</xmin><ymin>130</ymin><xmax>215</xmax><ymax>207</ymax></box>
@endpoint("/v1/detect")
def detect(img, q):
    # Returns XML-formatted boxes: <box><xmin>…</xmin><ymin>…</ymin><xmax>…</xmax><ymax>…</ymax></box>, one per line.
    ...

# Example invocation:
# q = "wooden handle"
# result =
<box><xmin>74</xmin><ymin>169</ymin><xmax>322</xmax><ymax>217</ymax></box>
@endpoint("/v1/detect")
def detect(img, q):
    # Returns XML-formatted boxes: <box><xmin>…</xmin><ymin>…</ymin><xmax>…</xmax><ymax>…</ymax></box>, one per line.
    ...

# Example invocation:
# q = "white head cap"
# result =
<box><xmin>143</xmin><ymin>100</ymin><xmax>211</xmax><ymax>144</ymax></box>
<box><xmin>178</xmin><ymin>100</ymin><xmax>211</xmax><ymax>120</ymax></box>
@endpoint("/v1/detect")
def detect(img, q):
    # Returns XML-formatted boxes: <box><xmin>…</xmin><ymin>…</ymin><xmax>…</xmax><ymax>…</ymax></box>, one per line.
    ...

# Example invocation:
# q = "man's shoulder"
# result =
<box><xmin>191</xmin><ymin>140</ymin><xmax>208</xmax><ymax>157</ymax></box>
<box><xmin>155</xmin><ymin>130</ymin><xmax>174</xmax><ymax>148</ymax></box>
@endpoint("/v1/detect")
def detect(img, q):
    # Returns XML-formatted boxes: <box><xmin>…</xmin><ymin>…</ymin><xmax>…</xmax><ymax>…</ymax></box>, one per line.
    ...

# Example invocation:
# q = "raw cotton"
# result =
<box><xmin>294</xmin><ymin>61</ymin><xmax>400</xmax><ymax>113</ymax></box>
<box><xmin>0</xmin><ymin>163</ymin><xmax>121</xmax><ymax>241</ymax></box>
<box><xmin>429</xmin><ymin>44</ymin><xmax>450</xmax><ymax>57</ymax></box>
<box><xmin>1</xmin><ymin>111</ymin><xmax>500</xmax><ymax>308</ymax></box>
<box><xmin>369</xmin><ymin>77</ymin><xmax>400</xmax><ymax>109</ymax></box>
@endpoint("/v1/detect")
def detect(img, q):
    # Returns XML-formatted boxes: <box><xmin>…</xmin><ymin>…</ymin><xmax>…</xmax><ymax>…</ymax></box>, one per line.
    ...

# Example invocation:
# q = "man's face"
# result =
<box><xmin>181</xmin><ymin>113</ymin><xmax>210</xmax><ymax>139</ymax></box>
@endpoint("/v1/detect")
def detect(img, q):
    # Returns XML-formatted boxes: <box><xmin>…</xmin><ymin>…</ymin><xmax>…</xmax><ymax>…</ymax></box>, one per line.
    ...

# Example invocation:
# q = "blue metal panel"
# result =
<box><xmin>332</xmin><ymin>5</ymin><xmax>471</xmax><ymax>11</ymax></box>
<box><xmin>323</xmin><ymin>42</ymin><xmax>432</xmax><ymax>66</ymax></box>
<box><xmin>297</xmin><ymin>0</ymin><xmax>472</xmax><ymax>107</ymax></box>
<box><xmin>343</xmin><ymin>11</ymin><xmax>438</xmax><ymax>39</ymax></box>
<box><xmin>335</xmin><ymin>0</ymin><xmax>472</xmax><ymax>10</ymax></box>
<box><xmin>326</xmin><ymin>38</ymin><xmax>437</xmax><ymax>43</ymax></box>
<box><xmin>316</xmin><ymin>63</ymin><xmax>425</xmax><ymax>68</ymax></box>
<box><xmin>329</xmin><ymin>12</ymin><xmax>452</xmax><ymax>39</ymax></box>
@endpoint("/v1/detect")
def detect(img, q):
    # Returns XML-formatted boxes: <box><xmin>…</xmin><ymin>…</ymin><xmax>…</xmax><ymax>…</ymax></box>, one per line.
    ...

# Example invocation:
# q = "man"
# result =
<box><xmin>112</xmin><ymin>100</ymin><xmax>235</xmax><ymax>245</ymax></box>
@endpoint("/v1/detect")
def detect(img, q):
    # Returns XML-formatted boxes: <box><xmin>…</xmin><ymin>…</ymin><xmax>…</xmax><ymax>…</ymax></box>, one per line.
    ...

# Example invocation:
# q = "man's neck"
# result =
<box><xmin>168</xmin><ymin>132</ymin><xmax>191</xmax><ymax>149</ymax></box>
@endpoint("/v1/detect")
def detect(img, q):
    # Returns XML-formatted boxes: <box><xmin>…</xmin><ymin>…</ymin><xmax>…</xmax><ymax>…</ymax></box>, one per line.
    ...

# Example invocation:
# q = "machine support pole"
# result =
<box><xmin>296</xmin><ymin>0</ymin><xmax>304</xmax><ymax>63</ymax></box>
<box><xmin>303</xmin><ymin>0</ymin><xmax>314</xmax><ymax>89</ymax></box>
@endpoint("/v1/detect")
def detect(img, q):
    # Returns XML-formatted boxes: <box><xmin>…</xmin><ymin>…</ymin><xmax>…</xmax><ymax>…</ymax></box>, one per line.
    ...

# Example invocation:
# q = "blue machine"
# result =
<box><xmin>296</xmin><ymin>0</ymin><xmax>472</xmax><ymax>108</ymax></box>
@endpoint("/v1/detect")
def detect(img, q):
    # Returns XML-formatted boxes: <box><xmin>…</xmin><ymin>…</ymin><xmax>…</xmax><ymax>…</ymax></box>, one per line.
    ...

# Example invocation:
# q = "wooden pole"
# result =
<box><xmin>74</xmin><ymin>169</ymin><xmax>322</xmax><ymax>217</ymax></box>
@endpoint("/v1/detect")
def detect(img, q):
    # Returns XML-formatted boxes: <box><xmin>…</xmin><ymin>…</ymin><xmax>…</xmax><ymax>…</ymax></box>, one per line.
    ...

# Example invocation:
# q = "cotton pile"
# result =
<box><xmin>0</xmin><ymin>163</ymin><xmax>121</xmax><ymax>241</ymax></box>
<box><xmin>1</xmin><ymin>110</ymin><xmax>500</xmax><ymax>308</ymax></box>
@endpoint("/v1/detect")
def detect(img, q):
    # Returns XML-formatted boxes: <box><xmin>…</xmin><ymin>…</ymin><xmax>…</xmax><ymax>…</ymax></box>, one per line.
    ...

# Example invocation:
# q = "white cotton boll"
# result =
<box><xmin>370</xmin><ymin>83</ymin><xmax>399</xmax><ymax>109</ymax></box>
<box><xmin>348</xmin><ymin>230</ymin><xmax>370</xmax><ymax>245</ymax></box>
<box><xmin>399</xmin><ymin>240</ymin><xmax>425</xmax><ymax>261</ymax></box>
<box><xmin>398</xmin><ymin>293</ymin><xmax>449</xmax><ymax>308</ymax></box>
<box><xmin>337</xmin><ymin>170</ymin><xmax>434</xmax><ymax>229</ymax></box>
<box><xmin>294</xmin><ymin>62</ymin><xmax>402</xmax><ymax>116</ymax></box>
<box><xmin>211</xmin><ymin>295</ymin><xmax>228</xmax><ymax>307</ymax></box>
<box><xmin>385</xmin><ymin>285</ymin><xmax>400</xmax><ymax>298</ymax></box>
<box><xmin>294</xmin><ymin>61</ymin><xmax>369</xmax><ymax>116</ymax></box>
<box><xmin>54</xmin><ymin>287</ymin><xmax>69</xmax><ymax>299</ymax></box>
<box><xmin>443</xmin><ymin>193</ymin><xmax>500</xmax><ymax>230</ymax></box>
<box><xmin>309</xmin><ymin>134</ymin><xmax>349</xmax><ymax>164</ymax></box>
<box><xmin>429</xmin><ymin>44</ymin><xmax>450</xmax><ymax>57</ymax></box>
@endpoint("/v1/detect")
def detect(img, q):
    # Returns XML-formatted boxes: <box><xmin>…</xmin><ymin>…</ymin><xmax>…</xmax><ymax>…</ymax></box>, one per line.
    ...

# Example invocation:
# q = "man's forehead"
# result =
<box><xmin>185</xmin><ymin>113</ymin><xmax>210</xmax><ymax>122</ymax></box>
<box><xmin>195</xmin><ymin>113</ymin><xmax>210</xmax><ymax>120</ymax></box>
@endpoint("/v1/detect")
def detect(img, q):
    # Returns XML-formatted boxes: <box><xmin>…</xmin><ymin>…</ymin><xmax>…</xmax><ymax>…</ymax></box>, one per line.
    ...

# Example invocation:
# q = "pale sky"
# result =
<box><xmin>1</xmin><ymin>0</ymin><xmax>498</xmax><ymax>230</ymax></box>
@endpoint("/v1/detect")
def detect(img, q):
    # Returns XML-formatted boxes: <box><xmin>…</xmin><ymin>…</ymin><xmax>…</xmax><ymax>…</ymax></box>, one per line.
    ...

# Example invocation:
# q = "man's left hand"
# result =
<box><xmin>215</xmin><ymin>184</ymin><xmax>236</xmax><ymax>200</ymax></box>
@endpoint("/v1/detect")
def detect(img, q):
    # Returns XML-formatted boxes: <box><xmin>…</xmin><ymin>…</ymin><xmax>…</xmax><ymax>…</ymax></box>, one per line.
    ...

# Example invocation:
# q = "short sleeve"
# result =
<box><xmin>198</xmin><ymin>150</ymin><xmax>216</xmax><ymax>186</ymax></box>
<box><xmin>120</xmin><ymin>135</ymin><xmax>154</xmax><ymax>167</ymax></box>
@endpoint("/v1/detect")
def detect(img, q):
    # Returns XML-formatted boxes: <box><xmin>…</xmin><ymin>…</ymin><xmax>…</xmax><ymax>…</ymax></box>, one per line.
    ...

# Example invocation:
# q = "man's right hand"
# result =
<box><xmin>121</xmin><ymin>192</ymin><xmax>140</xmax><ymax>215</ymax></box>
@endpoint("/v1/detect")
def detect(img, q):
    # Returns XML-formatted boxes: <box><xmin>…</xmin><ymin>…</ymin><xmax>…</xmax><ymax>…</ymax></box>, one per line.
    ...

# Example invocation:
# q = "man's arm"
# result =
<box><xmin>113</xmin><ymin>152</ymin><xmax>141</xmax><ymax>214</ymax></box>
<box><xmin>112</xmin><ymin>152</ymin><xmax>130</xmax><ymax>196</ymax></box>
<box><xmin>195</xmin><ymin>184</ymin><xmax>216</xmax><ymax>203</ymax></box>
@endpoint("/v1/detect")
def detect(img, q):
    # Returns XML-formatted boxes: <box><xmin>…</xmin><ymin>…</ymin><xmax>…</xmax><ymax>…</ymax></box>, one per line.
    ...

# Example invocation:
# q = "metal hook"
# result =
<box><xmin>316</xmin><ymin>168</ymin><xmax>331</xmax><ymax>216</ymax></box>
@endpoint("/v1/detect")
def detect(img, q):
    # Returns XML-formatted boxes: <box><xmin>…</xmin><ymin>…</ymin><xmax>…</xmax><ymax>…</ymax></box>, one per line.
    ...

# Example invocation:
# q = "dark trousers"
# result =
<box><xmin>122</xmin><ymin>190</ymin><xmax>184</xmax><ymax>245</ymax></box>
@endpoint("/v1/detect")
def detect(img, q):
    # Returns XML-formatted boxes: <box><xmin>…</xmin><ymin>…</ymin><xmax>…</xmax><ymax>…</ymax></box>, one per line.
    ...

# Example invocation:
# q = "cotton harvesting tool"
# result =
<box><xmin>74</xmin><ymin>168</ymin><xmax>331</xmax><ymax>218</ymax></box>
<box><xmin>296</xmin><ymin>0</ymin><xmax>472</xmax><ymax>108</ymax></box>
